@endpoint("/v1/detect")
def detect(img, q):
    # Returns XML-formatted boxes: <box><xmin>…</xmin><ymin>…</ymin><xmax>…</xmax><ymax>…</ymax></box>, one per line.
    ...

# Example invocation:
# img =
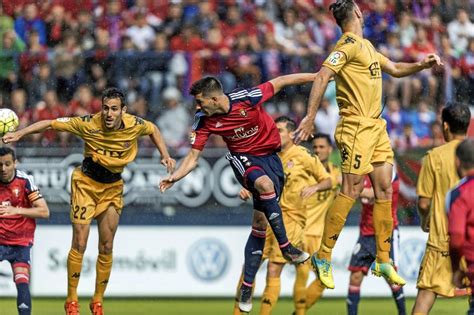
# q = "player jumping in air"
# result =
<box><xmin>294</xmin><ymin>0</ymin><xmax>443</xmax><ymax>289</ymax></box>
<box><xmin>160</xmin><ymin>74</ymin><xmax>316</xmax><ymax>312</ymax></box>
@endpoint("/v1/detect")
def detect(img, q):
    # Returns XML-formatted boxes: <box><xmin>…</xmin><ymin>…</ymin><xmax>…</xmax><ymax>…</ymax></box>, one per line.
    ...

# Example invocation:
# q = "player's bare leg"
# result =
<box><xmin>412</xmin><ymin>289</ymin><xmax>437</xmax><ymax>315</ymax></box>
<box><xmin>312</xmin><ymin>173</ymin><xmax>362</xmax><ymax>289</ymax></box>
<box><xmin>260</xmin><ymin>261</ymin><xmax>285</xmax><ymax>315</ymax></box>
<box><xmin>90</xmin><ymin>206</ymin><xmax>120</xmax><ymax>315</ymax></box>
<box><xmin>369</xmin><ymin>162</ymin><xmax>405</xmax><ymax>286</ymax></box>
<box><xmin>65</xmin><ymin>223</ymin><xmax>91</xmax><ymax>314</ymax></box>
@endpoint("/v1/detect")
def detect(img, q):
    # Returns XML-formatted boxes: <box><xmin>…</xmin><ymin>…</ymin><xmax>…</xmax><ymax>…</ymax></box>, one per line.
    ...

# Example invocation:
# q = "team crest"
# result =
<box><xmin>239</xmin><ymin>109</ymin><xmax>247</xmax><ymax>117</ymax></box>
<box><xmin>124</xmin><ymin>141</ymin><xmax>131</xmax><ymax>148</ymax></box>
<box><xmin>12</xmin><ymin>188</ymin><xmax>20</xmax><ymax>198</ymax></box>
<box><xmin>287</xmin><ymin>160</ymin><xmax>294</xmax><ymax>169</ymax></box>
<box><xmin>189</xmin><ymin>131</ymin><xmax>196</xmax><ymax>145</ymax></box>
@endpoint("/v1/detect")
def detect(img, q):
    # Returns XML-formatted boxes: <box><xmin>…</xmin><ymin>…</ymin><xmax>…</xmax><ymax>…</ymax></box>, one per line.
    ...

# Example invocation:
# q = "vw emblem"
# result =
<box><xmin>187</xmin><ymin>238</ymin><xmax>229</xmax><ymax>281</ymax></box>
<box><xmin>398</xmin><ymin>239</ymin><xmax>426</xmax><ymax>281</ymax></box>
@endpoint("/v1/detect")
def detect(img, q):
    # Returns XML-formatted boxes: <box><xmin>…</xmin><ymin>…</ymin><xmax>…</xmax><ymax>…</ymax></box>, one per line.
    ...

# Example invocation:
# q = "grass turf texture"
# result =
<box><xmin>0</xmin><ymin>297</ymin><xmax>468</xmax><ymax>314</ymax></box>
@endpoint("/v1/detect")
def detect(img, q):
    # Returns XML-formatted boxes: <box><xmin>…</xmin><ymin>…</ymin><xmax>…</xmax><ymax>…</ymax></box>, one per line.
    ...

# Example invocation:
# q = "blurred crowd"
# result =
<box><xmin>0</xmin><ymin>0</ymin><xmax>473</xmax><ymax>153</ymax></box>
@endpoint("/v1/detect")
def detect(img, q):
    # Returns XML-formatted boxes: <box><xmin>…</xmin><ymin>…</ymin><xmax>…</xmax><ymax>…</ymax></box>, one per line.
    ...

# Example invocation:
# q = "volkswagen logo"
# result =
<box><xmin>398</xmin><ymin>239</ymin><xmax>426</xmax><ymax>281</ymax></box>
<box><xmin>187</xmin><ymin>238</ymin><xmax>229</xmax><ymax>281</ymax></box>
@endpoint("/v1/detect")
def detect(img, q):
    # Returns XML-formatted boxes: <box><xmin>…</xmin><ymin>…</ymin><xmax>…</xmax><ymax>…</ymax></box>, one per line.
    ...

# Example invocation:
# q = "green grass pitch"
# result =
<box><xmin>0</xmin><ymin>297</ymin><xmax>468</xmax><ymax>314</ymax></box>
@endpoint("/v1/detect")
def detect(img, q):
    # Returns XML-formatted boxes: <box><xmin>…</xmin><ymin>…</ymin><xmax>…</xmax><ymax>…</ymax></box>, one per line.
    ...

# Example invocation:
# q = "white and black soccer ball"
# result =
<box><xmin>0</xmin><ymin>108</ymin><xmax>19</xmax><ymax>136</ymax></box>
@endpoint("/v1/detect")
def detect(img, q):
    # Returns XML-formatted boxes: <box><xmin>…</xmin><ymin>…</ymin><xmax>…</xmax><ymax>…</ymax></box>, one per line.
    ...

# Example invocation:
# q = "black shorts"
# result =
<box><xmin>0</xmin><ymin>244</ymin><xmax>31</xmax><ymax>267</ymax></box>
<box><xmin>226</xmin><ymin>151</ymin><xmax>284</xmax><ymax>211</ymax></box>
<box><xmin>348</xmin><ymin>228</ymin><xmax>399</xmax><ymax>275</ymax></box>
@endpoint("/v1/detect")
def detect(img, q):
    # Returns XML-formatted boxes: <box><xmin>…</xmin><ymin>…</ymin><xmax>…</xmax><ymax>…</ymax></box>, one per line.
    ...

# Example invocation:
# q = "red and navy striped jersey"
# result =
<box><xmin>191</xmin><ymin>82</ymin><xmax>281</xmax><ymax>156</ymax></box>
<box><xmin>447</xmin><ymin>174</ymin><xmax>474</xmax><ymax>262</ymax></box>
<box><xmin>0</xmin><ymin>170</ymin><xmax>43</xmax><ymax>246</ymax></box>
<box><xmin>359</xmin><ymin>173</ymin><xmax>400</xmax><ymax>236</ymax></box>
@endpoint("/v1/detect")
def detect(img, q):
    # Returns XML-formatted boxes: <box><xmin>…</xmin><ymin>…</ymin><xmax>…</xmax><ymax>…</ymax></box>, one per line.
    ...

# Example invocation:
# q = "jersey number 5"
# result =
<box><xmin>353</xmin><ymin>154</ymin><xmax>362</xmax><ymax>169</ymax></box>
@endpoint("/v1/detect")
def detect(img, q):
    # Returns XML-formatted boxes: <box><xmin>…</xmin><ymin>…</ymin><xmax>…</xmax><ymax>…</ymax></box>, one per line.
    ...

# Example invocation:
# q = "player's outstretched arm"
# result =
<box><xmin>159</xmin><ymin>148</ymin><xmax>201</xmax><ymax>193</ymax></box>
<box><xmin>294</xmin><ymin>67</ymin><xmax>335</xmax><ymax>143</ymax></box>
<box><xmin>268</xmin><ymin>73</ymin><xmax>317</xmax><ymax>94</ymax></box>
<box><xmin>149</xmin><ymin>124</ymin><xmax>176</xmax><ymax>174</ymax></box>
<box><xmin>382</xmin><ymin>53</ymin><xmax>443</xmax><ymax>78</ymax></box>
<box><xmin>0</xmin><ymin>198</ymin><xmax>49</xmax><ymax>219</ymax></box>
<box><xmin>2</xmin><ymin>120</ymin><xmax>53</xmax><ymax>144</ymax></box>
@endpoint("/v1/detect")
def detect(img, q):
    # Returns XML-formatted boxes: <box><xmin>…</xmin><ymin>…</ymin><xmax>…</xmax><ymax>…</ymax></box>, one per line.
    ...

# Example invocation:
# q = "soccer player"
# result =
<box><xmin>159</xmin><ymin>75</ymin><xmax>316</xmax><ymax>313</ymax></box>
<box><xmin>347</xmin><ymin>171</ymin><xmax>406</xmax><ymax>315</ymax></box>
<box><xmin>300</xmin><ymin>133</ymin><xmax>341</xmax><ymax>311</ymax></box>
<box><xmin>0</xmin><ymin>147</ymin><xmax>50</xmax><ymax>315</ymax></box>
<box><xmin>3</xmin><ymin>88</ymin><xmax>175</xmax><ymax>315</ymax></box>
<box><xmin>413</xmin><ymin>103</ymin><xmax>471</xmax><ymax>315</ymax></box>
<box><xmin>448</xmin><ymin>139</ymin><xmax>474</xmax><ymax>315</ymax></box>
<box><xmin>232</xmin><ymin>117</ymin><xmax>332</xmax><ymax>315</ymax></box>
<box><xmin>294</xmin><ymin>0</ymin><xmax>442</xmax><ymax>289</ymax></box>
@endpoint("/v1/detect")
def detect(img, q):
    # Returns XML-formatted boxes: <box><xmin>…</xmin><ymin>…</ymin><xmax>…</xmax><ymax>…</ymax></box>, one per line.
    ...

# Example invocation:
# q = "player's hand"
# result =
<box><xmin>161</xmin><ymin>157</ymin><xmax>176</xmax><ymax>174</ymax></box>
<box><xmin>453</xmin><ymin>269</ymin><xmax>466</xmax><ymax>288</ymax></box>
<box><xmin>0</xmin><ymin>205</ymin><xmax>19</xmax><ymax>216</ymax></box>
<box><xmin>420</xmin><ymin>213</ymin><xmax>430</xmax><ymax>233</ymax></box>
<box><xmin>301</xmin><ymin>185</ymin><xmax>318</xmax><ymax>198</ymax></box>
<box><xmin>159</xmin><ymin>176</ymin><xmax>176</xmax><ymax>193</ymax></box>
<box><xmin>239</xmin><ymin>188</ymin><xmax>252</xmax><ymax>201</ymax></box>
<box><xmin>422</xmin><ymin>53</ymin><xmax>443</xmax><ymax>69</ymax></box>
<box><xmin>293</xmin><ymin>116</ymin><xmax>315</xmax><ymax>144</ymax></box>
<box><xmin>2</xmin><ymin>131</ymin><xmax>21</xmax><ymax>144</ymax></box>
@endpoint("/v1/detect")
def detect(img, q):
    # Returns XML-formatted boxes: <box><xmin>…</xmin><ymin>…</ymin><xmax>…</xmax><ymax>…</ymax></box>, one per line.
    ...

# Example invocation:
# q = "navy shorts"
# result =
<box><xmin>0</xmin><ymin>244</ymin><xmax>31</xmax><ymax>266</ymax></box>
<box><xmin>348</xmin><ymin>228</ymin><xmax>399</xmax><ymax>275</ymax></box>
<box><xmin>226</xmin><ymin>151</ymin><xmax>284</xmax><ymax>210</ymax></box>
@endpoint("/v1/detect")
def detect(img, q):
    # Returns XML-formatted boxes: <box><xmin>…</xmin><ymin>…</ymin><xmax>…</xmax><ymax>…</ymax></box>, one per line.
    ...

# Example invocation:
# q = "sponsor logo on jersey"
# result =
<box><xmin>228</xmin><ymin>126</ymin><xmax>259</xmax><ymax>140</ymax></box>
<box><xmin>328</xmin><ymin>51</ymin><xmax>343</xmax><ymax>65</ymax></box>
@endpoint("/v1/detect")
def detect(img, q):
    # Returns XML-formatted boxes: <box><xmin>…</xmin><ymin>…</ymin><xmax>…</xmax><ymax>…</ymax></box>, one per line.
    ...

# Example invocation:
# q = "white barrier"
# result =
<box><xmin>0</xmin><ymin>226</ymin><xmax>428</xmax><ymax>297</ymax></box>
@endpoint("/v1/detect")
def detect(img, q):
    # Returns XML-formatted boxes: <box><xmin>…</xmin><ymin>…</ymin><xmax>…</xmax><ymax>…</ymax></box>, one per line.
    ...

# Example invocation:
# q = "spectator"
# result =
<box><xmin>274</xmin><ymin>7</ymin><xmax>305</xmax><ymax>55</ymax></box>
<box><xmin>193</xmin><ymin>0</ymin><xmax>219</xmax><ymax>36</ymax></box>
<box><xmin>126</xmin><ymin>12</ymin><xmax>156</xmax><ymax>52</ymax></box>
<box><xmin>19</xmin><ymin>31</ymin><xmax>48</xmax><ymax>84</ymax></box>
<box><xmin>28</xmin><ymin>63</ymin><xmax>57</xmax><ymax>107</ymax></box>
<box><xmin>410</xmin><ymin>98</ymin><xmax>436</xmax><ymax>140</ymax></box>
<box><xmin>45</xmin><ymin>4</ymin><xmax>68</xmax><ymax>47</ymax></box>
<box><xmin>9</xmin><ymin>89</ymin><xmax>30</xmax><ymax>129</ymax></box>
<box><xmin>53</xmin><ymin>31</ymin><xmax>83</xmax><ymax>102</ymax></box>
<box><xmin>159</xmin><ymin>3</ymin><xmax>183</xmax><ymax>38</ymax></box>
<box><xmin>448</xmin><ymin>9</ymin><xmax>474</xmax><ymax>55</ymax></box>
<box><xmin>14</xmin><ymin>3</ymin><xmax>47</xmax><ymax>45</ymax></box>
<box><xmin>0</xmin><ymin>31</ymin><xmax>26</xmax><ymax>88</ymax></box>
<box><xmin>314</xmin><ymin>97</ymin><xmax>339</xmax><ymax>139</ymax></box>
<box><xmin>397</xmin><ymin>11</ymin><xmax>416</xmax><ymax>48</ymax></box>
<box><xmin>97</xmin><ymin>0</ymin><xmax>125</xmax><ymax>52</ymax></box>
<box><xmin>364</xmin><ymin>0</ymin><xmax>397</xmax><ymax>45</ymax></box>
<box><xmin>70</xmin><ymin>10</ymin><xmax>95</xmax><ymax>51</ymax></box>
<box><xmin>0</xmin><ymin>4</ymin><xmax>14</xmax><ymax>49</ymax></box>
<box><xmin>219</xmin><ymin>5</ymin><xmax>247</xmax><ymax>48</ymax></box>
<box><xmin>248</xmin><ymin>5</ymin><xmax>275</xmax><ymax>51</ymax></box>
<box><xmin>155</xmin><ymin>86</ymin><xmax>190</xmax><ymax>153</ymax></box>
<box><xmin>29</xmin><ymin>90</ymin><xmax>67</xmax><ymax>146</ymax></box>
<box><xmin>383</xmin><ymin>97</ymin><xmax>409</xmax><ymax>141</ymax></box>
<box><xmin>68</xmin><ymin>84</ymin><xmax>101</xmax><ymax>116</ymax></box>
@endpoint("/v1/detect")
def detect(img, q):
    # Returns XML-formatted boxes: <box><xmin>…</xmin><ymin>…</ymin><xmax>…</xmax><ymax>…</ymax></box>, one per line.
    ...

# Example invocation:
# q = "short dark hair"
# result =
<box><xmin>329</xmin><ymin>0</ymin><xmax>356</xmax><ymax>27</ymax></box>
<box><xmin>313</xmin><ymin>133</ymin><xmax>332</xmax><ymax>145</ymax></box>
<box><xmin>102</xmin><ymin>87</ymin><xmax>126</xmax><ymax>108</ymax></box>
<box><xmin>275</xmin><ymin>116</ymin><xmax>297</xmax><ymax>132</ymax></box>
<box><xmin>441</xmin><ymin>102</ymin><xmax>471</xmax><ymax>135</ymax></box>
<box><xmin>456</xmin><ymin>139</ymin><xmax>474</xmax><ymax>171</ymax></box>
<box><xmin>0</xmin><ymin>147</ymin><xmax>16</xmax><ymax>160</ymax></box>
<box><xmin>189</xmin><ymin>77</ymin><xmax>223</xmax><ymax>97</ymax></box>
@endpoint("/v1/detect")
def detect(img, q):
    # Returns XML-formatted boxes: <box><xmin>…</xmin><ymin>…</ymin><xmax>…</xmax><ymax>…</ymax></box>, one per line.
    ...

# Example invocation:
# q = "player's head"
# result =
<box><xmin>455</xmin><ymin>138</ymin><xmax>474</xmax><ymax>178</ymax></box>
<box><xmin>329</xmin><ymin>0</ymin><xmax>363</xmax><ymax>29</ymax></box>
<box><xmin>0</xmin><ymin>147</ymin><xmax>16</xmax><ymax>183</ymax></box>
<box><xmin>101</xmin><ymin>87</ymin><xmax>127</xmax><ymax>130</ymax></box>
<box><xmin>441</xmin><ymin>102</ymin><xmax>471</xmax><ymax>141</ymax></box>
<box><xmin>275</xmin><ymin>116</ymin><xmax>297</xmax><ymax>150</ymax></box>
<box><xmin>312</xmin><ymin>133</ymin><xmax>333</xmax><ymax>163</ymax></box>
<box><xmin>190</xmin><ymin>77</ymin><xmax>224</xmax><ymax>116</ymax></box>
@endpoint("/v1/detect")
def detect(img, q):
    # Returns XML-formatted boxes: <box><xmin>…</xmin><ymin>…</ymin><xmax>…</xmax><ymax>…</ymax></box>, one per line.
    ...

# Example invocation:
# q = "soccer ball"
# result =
<box><xmin>0</xmin><ymin>109</ymin><xmax>19</xmax><ymax>136</ymax></box>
